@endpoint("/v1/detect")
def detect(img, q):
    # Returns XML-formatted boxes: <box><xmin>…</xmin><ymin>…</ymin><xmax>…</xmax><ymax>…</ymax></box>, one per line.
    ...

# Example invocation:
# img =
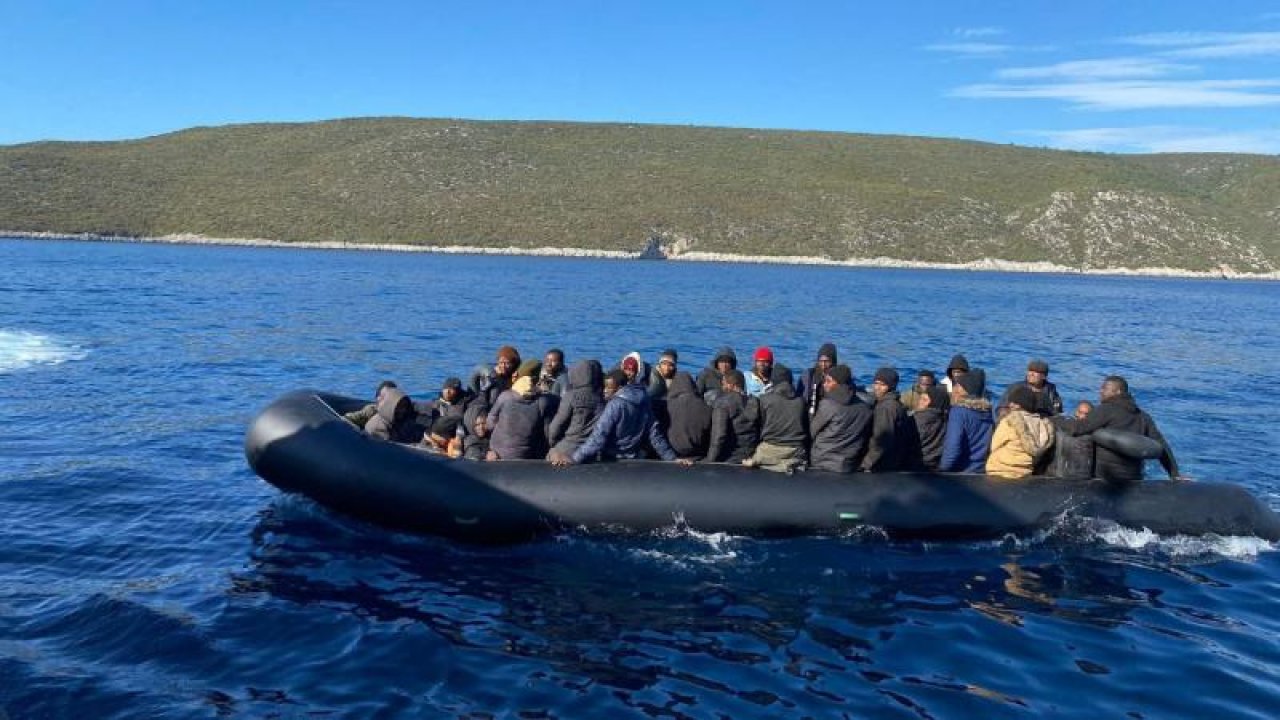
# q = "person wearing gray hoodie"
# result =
<box><xmin>363</xmin><ymin>387</ymin><xmax>421</xmax><ymax>444</ymax></box>
<box><xmin>546</xmin><ymin>360</ymin><xmax>605</xmax><ymax>457</ymax></box>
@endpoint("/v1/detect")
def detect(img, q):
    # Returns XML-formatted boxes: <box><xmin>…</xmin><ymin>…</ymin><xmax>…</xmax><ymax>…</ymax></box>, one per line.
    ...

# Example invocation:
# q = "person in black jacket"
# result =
<box><xmin>913</xmin><ymin>386</ymin><xmax>950</xmax><ymax>470</ymax></box>
<box><xmin>1058</xmin><ymin>375</ymin><xmax>1181</xmax><ymax>483</ymax></box>
<box><xmin>663</xmin><ymin>371</ymin><xmax>712</xmax><ymax>459</ymax></box>
<box><xmin>796</xmin><ymin>343</ymin><xmax>838</xmax><ymax>417</ymax></box>
<box><xmin>860</xmin><ymin>367</ymin><xmax>922</xmax><ymax>472</ymax></box>
<box><xmin>809</xmin><ymin>364</ymin><xmax>872</xmax><ymax>473</ymax></box>
<box><xmin>706</xmin><ymin>369</ymin><xmax>760</xmax><ymax>463</ymax></box>
<box><xmin>696</xmin><ymin>346</ymin><xmax>738</xmax><ymax>405</ymax></box>
<box><xmin>998</xmin><ymin>358</ymin><xmax>1064</xmax><ymax>418</ymax></box>
<box><xmin>546</xmin><ymin>360</ymin><xmax>604</xmax><ymax>457</ymax></box>
<box><xmin>743</xmin><ymin>365</ymin><xmax>808</xmax><ymax>472</ymax></box>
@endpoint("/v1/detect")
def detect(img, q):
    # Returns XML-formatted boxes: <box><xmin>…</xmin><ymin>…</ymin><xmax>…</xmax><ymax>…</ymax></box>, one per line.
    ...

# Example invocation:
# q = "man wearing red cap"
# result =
<box><xmin>744</xmin><ymin>346</ymin><xmax>774</xmax><ymax>397</ymax></box>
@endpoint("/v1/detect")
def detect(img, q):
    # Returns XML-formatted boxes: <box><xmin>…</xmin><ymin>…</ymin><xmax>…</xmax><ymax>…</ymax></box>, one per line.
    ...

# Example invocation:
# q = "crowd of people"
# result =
<box><xmin>343</xmin><ymin>343</ymin><xmax>1184</xmax><ymax>483</ymax></box>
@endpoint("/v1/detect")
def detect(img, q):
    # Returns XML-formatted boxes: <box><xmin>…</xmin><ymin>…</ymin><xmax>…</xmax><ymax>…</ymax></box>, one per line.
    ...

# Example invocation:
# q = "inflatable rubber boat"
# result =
<box><xmin>244</xmin><ymin>391</ymin><xmax>1280</xmax><ymax>543</ymax></box>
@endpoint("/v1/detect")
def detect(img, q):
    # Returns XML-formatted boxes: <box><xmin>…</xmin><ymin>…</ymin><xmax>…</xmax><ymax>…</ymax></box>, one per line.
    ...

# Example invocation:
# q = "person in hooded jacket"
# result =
<box><xmin>743</xmin><ymin>365</ymin><xmax>808</xmax><ymax>472</ymax></box>
<box><xmin>860</xmin><ymin>367</ymin><xmax>921</xmax><ymax>472</ymax></box>
<box><xmin>706</xmin><ymin>369</ymin><xmax>762</xmax><ymax>463</ymax></box>
<box><xmin>363</xmin><ymin>386</ymin><xmax>421</xmax><ymax>443</ymax></box>
<box><xmin>343</xmin><ymin>380</ymin><xmax>398</xmax><ymax>428</ymax></box>
<box><xmin>486</xmin><ymin>359</ymin><xmax>557</xmax><ymax>460</ymax></box>
<box><xmin>696</xmin><ymin>347</ymin><xmax>738</xmax><ymax>405</ymax></box>
<box><xmin>417</xmin><ymin>376</ymin><xmax>474</xmax><ymax>426</ymax></box>
<box><xmin>796</xmin><ymin>343</ymin><xmax>838</xmax><ymax>417</ymax></box>
<box><xmin>986</xmin><ymin>385</ymin><xmax>1055</xmax><ymax>479</ymax></box>
<box><xmin>546</xmin><ymin>359</ymin><xmax>605</xmax><ymax>457</ymax></box>
<box><xmin>941</xmin><ymin>354</ymin><xmax>970</xmax><ymax>393</ymax></box>
<box><xmin>808</xmin><ymin>364</ymin><xmax>873</xmax><ymax>473</ymax></box>
<box><xmin>549</xmin><ymin>369</ymin><xmax>685</xmax><ymax>465</ymax></box>
<box><xmin>461</xmin><ymin>403</ymin><xmax>491</xmax><ymax>461</ymax></box>
<box><xmin>913</xmin><ymin>385</ymin><xmax>950</xmax><ymax>471</ymax></box>
<box><xmin>662</xmin><ymin>371</ymin><xmax>712</xmax><ymax>459</ymax></box>
<box><xmin>940</xmin><ymin>368</ymin><xmax>995</xmax><ymax>473</ymax></box>
<box><xmin>1058</xmin><ymin>375</ymin><xmax>1181</xmax><ymax>483</ymax></box>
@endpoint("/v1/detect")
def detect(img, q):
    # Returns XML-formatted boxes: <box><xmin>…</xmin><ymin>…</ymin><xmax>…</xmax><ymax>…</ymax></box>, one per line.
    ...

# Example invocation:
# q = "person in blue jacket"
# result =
<box><xmin>549</xmin><ymin>369</ymin><xmax>691</xmax><ymax>466</ymax></box>
<box><xmin>940</xmin><ymin>368</ymin><xmax>994</xmax><ymax>473</ymax></box>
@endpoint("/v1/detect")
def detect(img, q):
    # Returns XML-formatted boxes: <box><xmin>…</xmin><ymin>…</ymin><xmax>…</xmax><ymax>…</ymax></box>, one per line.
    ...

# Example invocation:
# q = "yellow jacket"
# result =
<box><xmin>986</xmin><ymin>410</ymin><xmax>1055</xmax><ymax>479</ymax></box>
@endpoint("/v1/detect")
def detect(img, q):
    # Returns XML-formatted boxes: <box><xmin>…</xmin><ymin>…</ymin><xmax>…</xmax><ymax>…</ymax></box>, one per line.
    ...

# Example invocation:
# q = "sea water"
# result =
<box><xmin>1</xmin><ymin>237</ymin><xmax>1278</xmax><ymax>718</ymax></box>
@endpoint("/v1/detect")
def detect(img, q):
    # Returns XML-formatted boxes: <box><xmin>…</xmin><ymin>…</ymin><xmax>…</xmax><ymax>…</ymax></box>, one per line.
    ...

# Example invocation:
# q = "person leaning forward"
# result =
<box><xmin>1058</xmin><ymin>375</ymin><xmax>1182</xmax><ymax>483</ymax></box>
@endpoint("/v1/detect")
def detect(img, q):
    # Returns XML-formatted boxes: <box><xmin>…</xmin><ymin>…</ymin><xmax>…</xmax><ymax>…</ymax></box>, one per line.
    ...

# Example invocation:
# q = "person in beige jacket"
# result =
<box><xmin>986</xmin><ymin>385</ymin><xmax>1055</xmax><ymax>479</ymax></box>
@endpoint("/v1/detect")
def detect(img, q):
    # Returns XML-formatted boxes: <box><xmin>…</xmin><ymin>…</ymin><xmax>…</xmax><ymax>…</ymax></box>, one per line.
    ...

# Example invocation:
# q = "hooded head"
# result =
<box><xmin>946</xmin><ymin>354</ymin><xmax>970</xmax><ymax>380</ymax></box>
<box><xmin>495</xmin><ymin>346</ymin><xmax>521</xmax><ymax>378</ymax></box>
<box><xmin>712</xmin><ymin>346</ymin><xmax>737</xmax><ymax>371</ymax></box>
<box><xmin>956</xmin><ymin>367</ymin><xmax>986</xmax><ymax>397</ymax></box>
<box><xmin>816</xmin><ymin>343</ymin><xmax>837</xmax><ymax>365</ymax></box>
<box><xmin>667</xmin><ymin>371</ymin><xmax>698</xmax><ymax>399</ymax></box>
<box><xmin>567</xmin><ymin>359</ymin><xmax>597</xmax><ymax>391</ymax></box>
<box><xmin>769</xmin><ymin>364</ymin><xmax>795</xmax><ymax>397</ymax></box>
<box><xmin>376</xmin><ymin>387</ymin><xmax>414</xmax><ymax>424</ymax></box>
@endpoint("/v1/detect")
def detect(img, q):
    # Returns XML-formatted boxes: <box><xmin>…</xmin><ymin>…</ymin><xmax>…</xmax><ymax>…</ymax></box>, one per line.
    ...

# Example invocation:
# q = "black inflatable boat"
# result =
<box><xmin>244</xmin><ymin>390</ymin><xmax>1280</xmax><ymax>543</ymax></box>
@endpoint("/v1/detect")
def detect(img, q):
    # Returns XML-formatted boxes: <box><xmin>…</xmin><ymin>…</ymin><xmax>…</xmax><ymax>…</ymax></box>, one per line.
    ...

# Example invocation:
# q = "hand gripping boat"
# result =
<box><xmin>245</xmin><ymin>391</ymin><xmax>1280</xmax><ymax>544</ymax></box>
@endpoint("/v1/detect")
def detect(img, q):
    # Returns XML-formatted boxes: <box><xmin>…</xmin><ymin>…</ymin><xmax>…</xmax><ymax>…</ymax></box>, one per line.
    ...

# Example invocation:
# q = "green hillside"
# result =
<box><xmin>2</xmin><ymin>117</ymin><xmax>1277</xmax><ymax>271</ymax></box>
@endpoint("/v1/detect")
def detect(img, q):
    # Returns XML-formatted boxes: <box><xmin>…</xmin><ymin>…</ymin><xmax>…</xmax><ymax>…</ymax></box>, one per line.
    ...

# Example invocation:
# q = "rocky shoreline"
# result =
<box><xmin>6</xmin><ymin>230</ymin><xmax>1278</xmax><ymax>281</ymax></box>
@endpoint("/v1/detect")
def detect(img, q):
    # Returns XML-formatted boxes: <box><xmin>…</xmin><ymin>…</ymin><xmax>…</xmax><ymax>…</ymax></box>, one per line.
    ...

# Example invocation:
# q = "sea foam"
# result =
<box><xmin>0</xmin><ymin>329</ymin><xmax>87</xmax><ymax>372</ymax></box>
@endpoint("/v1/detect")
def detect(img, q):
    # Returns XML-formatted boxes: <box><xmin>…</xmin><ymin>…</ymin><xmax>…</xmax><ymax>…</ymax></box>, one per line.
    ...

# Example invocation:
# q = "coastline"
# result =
<box><xmin>5</xmin><ymin>230</ymin><xmax>1278</xmax><ymax>281</ymax></box>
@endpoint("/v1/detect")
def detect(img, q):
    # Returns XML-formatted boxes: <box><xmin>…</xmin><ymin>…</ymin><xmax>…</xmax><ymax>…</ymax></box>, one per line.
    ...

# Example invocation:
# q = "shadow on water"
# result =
<box><xmin>215</xmin><ymin>497</ymin><xmax>1236</xmax><ymax>719</ymax></box>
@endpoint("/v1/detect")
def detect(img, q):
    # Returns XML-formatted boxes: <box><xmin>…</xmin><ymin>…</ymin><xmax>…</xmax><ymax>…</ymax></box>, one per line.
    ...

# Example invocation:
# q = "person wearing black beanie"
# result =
<box><xmin>861</xmin><ymin>367</ymin><xmax>921</xmax><ymax>472</ymax></box>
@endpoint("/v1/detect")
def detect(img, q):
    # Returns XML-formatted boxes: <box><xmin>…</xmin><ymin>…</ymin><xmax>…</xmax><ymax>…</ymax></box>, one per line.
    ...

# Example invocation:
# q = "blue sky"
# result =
<box><xmin>2</xmin><ymin>1</ymin><xmax>1279</xmax><ymax>152</ymax></box>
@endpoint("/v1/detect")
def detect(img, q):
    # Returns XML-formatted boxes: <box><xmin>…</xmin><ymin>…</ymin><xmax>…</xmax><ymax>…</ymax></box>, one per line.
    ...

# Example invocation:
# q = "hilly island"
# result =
<box><xmin>2</xmin><ymin>117</ymin><xmax>1278</xmax><ymax>275</ymax></box>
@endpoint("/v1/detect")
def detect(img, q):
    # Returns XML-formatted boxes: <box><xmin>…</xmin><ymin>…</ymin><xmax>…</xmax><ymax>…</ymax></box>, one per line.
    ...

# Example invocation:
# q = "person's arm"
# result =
<box><xmin>570</xmin><ymin>401</ymin><xmax>618</xmax><ymax>464</ymax></box>
<box><xmin>485</xmin><ymin>393</ymin><xmax>505</xmax><ymax>431</ymax></box>
<box><xmin>343</xmin><ymin>403</ymin><xmax>377</xmax><ymax>428</ymax></box>
<box><xmin>1143</xmin><ymin>414</ymin><xmax>1181</xmax><ymax>479</ymax></box>
<box><xmin>939</xmin><ymin>412</ymin><xmax>963</xmax><ymax>472</ymax></box>
<box><xmin>810</xmin><ymin>401</ymin><xmax>832</xmax><ymax>439</ymax></box>
<box><xmin>861</xmin><ymin>403</ymin><xmax>889</xmax><ymax>471</ymax></box>
<box><xmin>647</xmin><ymin>419</ymin><xmax>679</xmax><ymax>461</ymax></box>
<box><xmin>1060</xmin><ymin>404</ymin><xmax>1113</xmax><ymax>436</ymax></box>
<box><xmin>706</xmin><ymin>404</ymin><xmax>729</xmax><ymax>462</ymax></box>
<box><xmin>546</xmin><ymin>393</ymin><xmax>572</xmax><ymax>447</ymax></box>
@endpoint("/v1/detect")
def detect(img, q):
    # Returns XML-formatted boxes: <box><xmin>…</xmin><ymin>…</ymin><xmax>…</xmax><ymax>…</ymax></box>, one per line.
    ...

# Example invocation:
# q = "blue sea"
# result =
<box><xmin>2</xmin><ymin>237</ymin><xmax>1278</xmax><ymax>719</ymax></box>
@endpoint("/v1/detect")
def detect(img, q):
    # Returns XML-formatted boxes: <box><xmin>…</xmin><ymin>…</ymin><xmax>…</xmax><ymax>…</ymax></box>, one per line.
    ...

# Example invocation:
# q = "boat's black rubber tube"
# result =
<box><xmin>1093</xmin><ymin>427</ymin><xmax>1165</xmax><ymax>460</ymax></box>
<box><xmin>245</xmin><ymin>391</ymin><xmax>1280</xmax><ymax>543</ymax></box>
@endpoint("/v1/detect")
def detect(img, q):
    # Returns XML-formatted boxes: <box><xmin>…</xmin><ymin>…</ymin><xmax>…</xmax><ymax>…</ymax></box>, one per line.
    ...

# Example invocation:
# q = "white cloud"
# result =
<box><xmin>954</xmin><ymin>27</ymin><xmax>1004</xmax><ymax>38</ymax></box>
<box><xmin>996</xmin><ymin>57</ymin><xmax>1195</xmax><ymax>80</ymax></box>
<box><xmin>953</xmin><ymin>79</ymin><xmax>1280</xmax><ymax>110</ymax></box>
<box><xmin>1025</xmin><ymin>126</ymin><xmax>1280</xmax><ymax>154</ymax></box>
<box><xmin>1124</xmin><ymin>31</ymin><xmax>1280</xmax><ymax>58</ymax></box>
<box><xmin>925</xmin><ymin>42</ymin><xmax>1016</xmax><ymax>57</ymax></box>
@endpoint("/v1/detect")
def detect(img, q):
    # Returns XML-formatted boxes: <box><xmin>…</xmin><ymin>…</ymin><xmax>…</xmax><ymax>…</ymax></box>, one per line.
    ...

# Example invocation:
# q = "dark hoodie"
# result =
<box><xmin>796</xmin><ymin>343</ymin><xmax>838</xmax><ymax>417</ymax></box>
<box><xmin>757</xmin><ymin>365</ymin><xmax>808</xmax><ymax>450</ymax></box>
<box><xmin>707</xmin><ymin>388</ymin><xmax>761</xmax><ymax>463</ymax></box>
<box><xmin>696</xmin><ymin>346</ymin><xmax>737</xmax><ymax>405</ymax></box>
<box><xmin>1061</xmin><ymin>392</ymin><xmax>1178</xmax><ymax>482</ymax></box>
<box><xmin>663</xmin><ymin>371</ymin><xmax>712</xmax><ymax>459</ymax></box>
<box><xmin>486</xmin><ymin>385</ymin><xmax>555</xmax><ymax>460</ymax></box>
<box><xmin>810</xmin><ymin>381</ymin><xmax>873</xmax><ymax>473</ymax></box>
<box><xmin>571</xmin><ymin>383</ymin><xmax>677</xmax><ymax>463</ymax></box>
<box><xmin>363</xmin><ymin>388</ymin><xmax>421</xmax><ymax>443</ymax></box>
<box><xmin>461</xmin><ymin>403</ymin><xmax>490</xmax><ymax>460</ymax></box>
<box><xmin>861</xmin><ymin>390</ymin><xmax>921</xmax><ymax>472</ymax></box>
<box><xmin>913</xmin><ymin>387</ymin><xmax>950</xmax><ymax>470</ymax></box>
<box><xmin>547</xmin><ymin>360</ymin><xmax>605</xmax><ymax>456</ymax></box>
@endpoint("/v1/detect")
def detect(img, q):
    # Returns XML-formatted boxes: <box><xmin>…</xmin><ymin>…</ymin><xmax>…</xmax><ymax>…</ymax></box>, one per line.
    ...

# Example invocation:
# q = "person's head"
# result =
<box><xmin>824</xmin><ymin>364</ymin><xmax>852</xmax><ymax>391</ymax></box>
<box><xmin>375</xmin><ymin>380</ymin><xmax>398</xmax><ymax>402</ymax></box>
<box><xmin>714</xmin><ymin>348</ymin><xmax>736</xmax><ymax>374</ymax></box>
<box><xmin>429</xmin><ymin>416</ymin><xmax>461</xmax><ymax>447</ymax></box>
<box><xmin>872</xmin><ymin>367</ymin><xmax>899</xmax><ymax>399</ymax></box>
<box><xmin>946</xmin><ymin>354</ymin><xmax>970</xmax><ymax>381</ymax></box>
<box><xmin>954</xmin><ymin>367</ymin><xmax>986</xmax><ymax>400</ymax></box>
<box><xmin>495</xmin><ymin>345</ymin><xmax>521</xmax><ymax>378</ymax></box>
<box><xmin>621</xmin><ymin>355</ymin><xmax>640</xmax><ymax>383</ymax></box>
<box><xmin>440</xmin><ymin>376</ymin><xmax>462</xmax><ymax>403</ymax></box>
<box><xmin>1075</xmin><ymin>400</ymin><xmax>1093</xmax><ymax>420</ymax></box>
<box><xmin>543</xmin><ymin>349</ymin><xmax>564</xmax><ymax>377</ymax></box>
<box><xmin>752</xmin><ymin>347</ymin><xmax>774</xmax><ymax>378</ymax></box>
<box><xmin>1026</xmin><ymin>359</ymin><xmax>1050</xmax><ymax>389</ymax></box>
<box><xmin>915</xmin><ymin>370</ymin><xmax>936</xmax><ymax>391</ymax></box>
<box><xmin>815</xmin><ymin>343</ymin><xmax>837</xmax><ymax>373</ymax></box>
<box><xmin>656</xmin><ymin>349</ymin><xmax>678</xmax><ymax>379</ymax></box>
<box><xmin>924</xmin><ymin>386</ymin><xmax>950</xmax><ymax>413</ymax></box>
<box><xmin>604</xmin><ymin>369</ymin><xmax>628</xmax><ymax>399</ymax></box>
<box><xmin>472</xmin><ymin>413</ymin><xmax>488</xmax><ymax>437</ymax></box>
<box><xmin>1100</xmin><ymin>375</ymin><xmax>1128</xmax><ymax>401</ymax></box>
<box><xmin>722</xmin><ymin>369</ymin><xmax>746</xmax><ymax>394</ymax></box>
<box><xmin>1007</xmin><ymin>385</ymin><xmax>1037</xmax><ymax>413</ymax></box>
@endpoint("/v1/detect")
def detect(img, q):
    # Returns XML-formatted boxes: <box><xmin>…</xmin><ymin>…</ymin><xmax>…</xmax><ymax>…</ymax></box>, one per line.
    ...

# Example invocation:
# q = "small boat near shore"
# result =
<box><xmin>244</xmin><ymin>390</ymin><xmax>1280</xmax><ymax>544</ymax></box>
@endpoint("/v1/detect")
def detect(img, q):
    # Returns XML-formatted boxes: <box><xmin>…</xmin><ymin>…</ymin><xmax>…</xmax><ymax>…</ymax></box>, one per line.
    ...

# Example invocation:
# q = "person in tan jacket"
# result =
<box><xmin>986</xmin><ymin>386</ymin><xmax>1055</xmax><ymax>479</ymax></box>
